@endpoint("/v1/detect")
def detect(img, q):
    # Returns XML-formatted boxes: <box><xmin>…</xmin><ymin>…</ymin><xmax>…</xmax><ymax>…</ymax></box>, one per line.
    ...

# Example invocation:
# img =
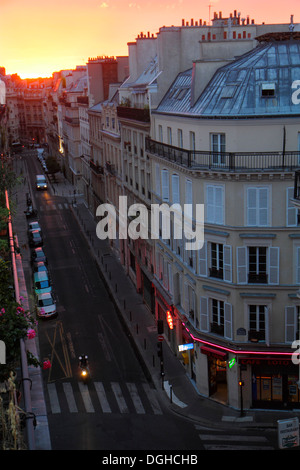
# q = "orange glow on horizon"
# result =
<box><xmin>2</xmin><ymin>0</ymin><xmax>300</xmax><ymax>79</ymax></box>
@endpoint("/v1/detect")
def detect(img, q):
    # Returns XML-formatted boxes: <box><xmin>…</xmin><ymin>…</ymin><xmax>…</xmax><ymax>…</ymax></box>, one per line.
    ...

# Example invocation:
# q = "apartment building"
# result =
<box><xmin>147</xmin><ymin>32</ymin><xmax>300</xmax><ymax>410</ymax></box>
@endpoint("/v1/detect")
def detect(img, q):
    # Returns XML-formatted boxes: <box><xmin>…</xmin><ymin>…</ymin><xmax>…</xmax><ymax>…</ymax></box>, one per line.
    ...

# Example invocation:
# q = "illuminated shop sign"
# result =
<box><xmin>178</xmin><ymin>343</ymin><xmax>194</xmax><ymax>352</ymax></box>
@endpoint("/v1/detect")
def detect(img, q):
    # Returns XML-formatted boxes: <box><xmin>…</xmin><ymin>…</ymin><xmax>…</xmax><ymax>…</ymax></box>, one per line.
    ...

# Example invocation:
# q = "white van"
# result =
<box><xmin>36</xmin><ymin>174</ymin><xmax>47</xmax><ymax>190</ymax></box>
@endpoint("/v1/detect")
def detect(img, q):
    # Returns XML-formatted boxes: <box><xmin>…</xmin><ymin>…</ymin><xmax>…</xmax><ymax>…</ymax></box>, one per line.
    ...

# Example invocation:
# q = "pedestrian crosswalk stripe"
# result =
<box><xmin>63</xmin><ymin>382</ymin><xmax>78</xmax><ymax>413</ymax></box>
<box><xmin>78</xmin><ymin>382</ymin><xmax>95</xmax><ymax>413</ymax></box>
<box><xmin>47</xmin><ymin>383</ymin><xmax>61</xmax><ymax>414</ymax></box>
<box><xmin>94</xmin><ymin>382</ymin><xmax>111</xmax><ymax>413</ymax></box>
<box><xmin>46</xmin><ymin>381</ymin><xmax>163</xmax><ymax>416</ymax></box>
<box><xmin>126</xmin><ymin>383</ymin><xmax>145</xmax><ymax>414</ymax></box>
<box><xmin>111</xmin><ymin>382</ymin><xmax>129</xmax><ymax>413</ymax></box>
<box><xmin>142</xmin><ymin>383</ymin><xmax>163</xmax><ymax>415</ymax></box>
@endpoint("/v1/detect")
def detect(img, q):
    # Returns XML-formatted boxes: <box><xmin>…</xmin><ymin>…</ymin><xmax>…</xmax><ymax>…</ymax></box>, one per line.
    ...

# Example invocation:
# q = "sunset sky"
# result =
<box><xmin>1</xmin><ymin>0</ymin><xmax>299</xmax><ymax>79</ymax></box>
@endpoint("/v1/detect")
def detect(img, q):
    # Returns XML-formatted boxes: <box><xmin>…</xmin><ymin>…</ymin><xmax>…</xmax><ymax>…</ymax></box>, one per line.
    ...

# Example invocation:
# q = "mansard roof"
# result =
<box><xmin>156</xmin><ymin>39</ymin><xmax>300</xmax><ymax>118</ymax></box>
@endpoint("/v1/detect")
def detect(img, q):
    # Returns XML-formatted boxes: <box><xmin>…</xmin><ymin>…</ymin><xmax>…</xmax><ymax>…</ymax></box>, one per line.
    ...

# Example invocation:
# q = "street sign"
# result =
<box><xmin>278</xmin><ymin>418</ymin><xmax>299</xmax><ymax>449</ymax></box>
<box><xmin>178</xmin><ymin>343</ymin><xmax>194</xmax><ymax>352</ymax></box>
<box><xmin>158</xmin><ymin>335</ymin><xmax>164</xmax><ymax>342</ymax></box>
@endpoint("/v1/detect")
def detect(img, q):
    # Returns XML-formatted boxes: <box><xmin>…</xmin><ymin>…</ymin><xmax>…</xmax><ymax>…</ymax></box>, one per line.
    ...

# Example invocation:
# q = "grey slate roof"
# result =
<box><xmin>155</xmin><ymin>40</ymin><xmax>300</xmax><ymax>118</ymax></box>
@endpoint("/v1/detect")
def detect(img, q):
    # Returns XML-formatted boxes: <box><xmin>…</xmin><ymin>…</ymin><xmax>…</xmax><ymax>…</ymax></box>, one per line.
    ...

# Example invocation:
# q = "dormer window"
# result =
<box><xmin>261</xmin><ymin>83</ymin><xmax>276</xmax><ymax>97</ymax></box>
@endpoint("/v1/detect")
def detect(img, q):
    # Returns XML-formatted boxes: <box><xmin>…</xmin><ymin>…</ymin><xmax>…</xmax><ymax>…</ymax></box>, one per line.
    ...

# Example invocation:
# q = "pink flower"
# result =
<box><xmin>43</xmin><ymin>360</ymin><xmax>51</xmax><ymax>370</ymax></box>
<box><xmin>0</xmin><ymin>308</ymin><xmax>5</xmax><ymax>316</ymax></box>
<box><xmin>27</xmin><ymin>329</ymin><xmax>36</xmax><ymax>339</ymax></box>
<box><xmin>16</xmin><ymin>306</ymin><xmax>25</xmax><ymax>315</ymax></box>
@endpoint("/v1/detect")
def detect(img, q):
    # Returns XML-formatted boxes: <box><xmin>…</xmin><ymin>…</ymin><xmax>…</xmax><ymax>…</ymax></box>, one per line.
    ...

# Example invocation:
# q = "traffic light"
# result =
<box><xmin>238</xmin><ymin>380</ymin><xmax>244</xmax><ymax>387</ymax></box>
<box><xmin>157</xmin><ymin>342</ymin><xmax>162</xmax><ymax>357</ymax></box>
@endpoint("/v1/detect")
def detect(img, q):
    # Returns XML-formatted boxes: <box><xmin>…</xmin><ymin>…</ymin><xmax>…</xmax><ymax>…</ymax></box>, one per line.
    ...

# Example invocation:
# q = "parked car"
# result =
<box><xmin>33</xmin><ymin>271</ymin><xmax>52</xmax><ymax>295</ymax></box>
<box><xmin>24</xmin><ymin>205</ymin><xmax>38</xmax><ymax>218</ymax></box>
<box><xmin>28</xmin><ymin>221</ymin><xmax>42</xmax><ymax>233</ymax></box>
<box><xmin>28</xmin><ymin>229</ymin><xmax>43</xmax><ymax>247</ymax></box>
<box><xmin>36</xmin><ymin>292</ymin><xmax>57</xmax><ymax>319</ymax></box>
<box><xmin>31</xmin><ymin>247</ymin><xmax>47</xmax><ymax>266</ymax></box>
<box><xmin>33</xmin><ymin>261</ymin><xmax>48</xmax><ymax>275</ymax></box>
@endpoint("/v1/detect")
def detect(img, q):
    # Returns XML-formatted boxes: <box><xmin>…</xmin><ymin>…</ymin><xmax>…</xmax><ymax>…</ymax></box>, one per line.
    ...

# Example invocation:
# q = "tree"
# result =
<box><xmin>45</xmin><ymin>156</ymin><xmax>60</xmax><ymax>181</ymax></box>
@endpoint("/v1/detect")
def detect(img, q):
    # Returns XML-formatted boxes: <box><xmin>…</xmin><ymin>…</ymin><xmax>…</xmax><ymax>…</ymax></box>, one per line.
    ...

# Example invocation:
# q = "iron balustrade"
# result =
<box><xmin>145</xmin><ymin>137</ymin><xmax>300</xmax><ymax>172</ymax></box>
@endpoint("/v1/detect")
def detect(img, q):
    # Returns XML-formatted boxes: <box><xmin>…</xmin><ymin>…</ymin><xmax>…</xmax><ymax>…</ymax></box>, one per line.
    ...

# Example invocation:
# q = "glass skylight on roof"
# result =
<box><xmin>220</xmin><ymin>85</ymin><xmax>237</xmax><ymax>98</ymax></box>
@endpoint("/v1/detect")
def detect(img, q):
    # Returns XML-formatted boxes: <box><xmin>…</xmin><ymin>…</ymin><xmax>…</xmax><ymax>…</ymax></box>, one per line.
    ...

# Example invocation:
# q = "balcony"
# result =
<box><xmin>106</xmin><ymin>161</ymin><xmax>115</xmax><ymax>175</ymax></box>
<box><xmin>146</xmin><ymin>137</ymin><xmax>300</xmax><ymax>172</ymax></box>
<box><xmin>89</xmin><ymin>160</ymin><xmax>103</xmax><ymax>175</ymax></box>
<box><xmin>117</xmin><ymin>106</ymin><xmax>150</xmax><ymax>123</ymax></box>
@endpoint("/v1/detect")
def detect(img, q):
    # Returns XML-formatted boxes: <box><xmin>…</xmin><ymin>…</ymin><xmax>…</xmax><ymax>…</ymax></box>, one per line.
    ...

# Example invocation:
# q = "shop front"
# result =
<box><xmin>201</xmin><ymin>346</ymin><xmax>228</xmax><ymax>404</ymax></box>
<box><xmin>239</xmin><ymin>357</ymin><xmax>300</xmax><ymax>409</ymax></box>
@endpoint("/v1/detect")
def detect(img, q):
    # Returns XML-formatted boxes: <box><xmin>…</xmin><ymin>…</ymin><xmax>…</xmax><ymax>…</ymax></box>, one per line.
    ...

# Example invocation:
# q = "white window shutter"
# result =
<box><xmin>215</xmin><ymin>186</ymin><xmax>224</xmax><ymax>225</ymax></box>
<box><xmin>237</xmin><ymin>246</ymin><xmax>247</xmax><ymax>284</ymax></box>
<box><xmin>206</xmin><ymin>186</ymin><xmax>214</xmax><ymax>223</ymax></box>
<box><xmin>247</xmin><ymin>188</ymin><xmax>257</xmax><ymax>226</ymax></box>
<box><xmin>184</xmin><ymin>282</ymin><xmax>189</xmax><ymax>315</ymax></box>
<box><xmin>200</xmin><ymin>296</ymin><xmax>209</xmax><ymax>332</ymax></box>
<box><xmin>297</xmin><ymin>247</ymin><xmax>300</xmax><ymax>284</ymax></box>
<box><xmin>155</xmin><ymin>164</ymin><xmax>160</xmax><ymax>196</ymax></box>
<box><xmin>171</xmin><ymin>174</ymin><xmax>180</xmax><ymax>204</ymax></box>
<box><xmin>223</xmin><ymin>245</ymin><xmax>232</xmax><ymax>282</ymax></box>
<box><xmin>265</xmin><ymin>307</ymin><xmax>270</xmax><ymax>346</ymax></box>
<box><xmin>163</xmin><ymin>259</ymin><xmax>168</xmax><ymax>288</ymax></box>
<box><xmin>287</xmin><ymin>187</ymin><xmax>297</xmax><ymax>227</ymax></box>
<box><xmin>168</xmin><ymin>263</ymin><xmax>173</xmax><ymax>295</ymax></box>
<box><xmin>258</xmin><ymin>188</ymin><xmax>269</xmax><ymax>226</ymax></box>
<box><xmin>198</xmin><ymin>240</ymin><xmax>207</xmax><ymax>277</ymax></box>
<box><xmin>285</xmin><ymin>306</ymin><xmax>297</xmax><ymax>343</ymax></box>
<box><xmin>224</xmin><ymin>303</ymin><xmax>233</xmax><ymax>340</ymax></box>
<box><xmin>161</xmin><ymin>169</ymin><xmax>169</xmax><ymax>202</ymax></box>
<box><xmin>268</xmin><ymin>247</ymin><xmax>279</xmax><ymax>285</ymax></box>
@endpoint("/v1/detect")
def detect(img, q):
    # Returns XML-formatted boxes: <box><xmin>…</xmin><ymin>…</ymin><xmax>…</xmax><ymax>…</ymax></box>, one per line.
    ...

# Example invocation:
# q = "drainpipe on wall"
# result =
<box><xmin>5</xmin><ymin>189</ymin><xmax>35</xmax><ymax>450</ymax></box>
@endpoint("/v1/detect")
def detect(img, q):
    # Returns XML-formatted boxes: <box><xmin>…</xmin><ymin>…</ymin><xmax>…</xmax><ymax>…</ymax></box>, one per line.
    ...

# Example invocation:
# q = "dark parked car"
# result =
<box><xmin>31</xmin><ymin>247</ymin><xmax>47</xmax><ymax>266</ymax></box>
<box><xmin>29</xmin><ymin>229</ymin><xmax>43</xmax><ymax>247</ymax></box>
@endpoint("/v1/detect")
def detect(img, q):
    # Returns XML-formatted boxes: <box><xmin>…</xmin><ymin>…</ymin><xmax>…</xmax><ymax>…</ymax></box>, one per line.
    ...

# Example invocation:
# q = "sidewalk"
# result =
<box><xmin>47</xmin><ymin>173</ymin><xmax>300</xmax><ymax>431</ymax></box>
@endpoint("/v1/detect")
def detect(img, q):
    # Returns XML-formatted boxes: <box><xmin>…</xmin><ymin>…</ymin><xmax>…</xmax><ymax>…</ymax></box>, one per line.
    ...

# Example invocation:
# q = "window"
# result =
<box><xmin>161</xmin><ymin>169</ymin><xmax>169</xmax><ymax>202</ymax></box>
<box><xmin>247</xmin><ymin>187</ymin><xmax>269</xmax><ymax>226</ymax></box>
<box><xmin>167</xmin><ymin>127</ymin><xmax>172</xmax><ymax>145</ymax></box>
<box><xmin>210</xmin><ymin>243</ymin><xmax>223</xmax><ymax>279</ymax></box>
<box><xmin>248</xmin><ymin>305</ymin><xmax>266</xmax><ymax>342</ymax></box>
<box><xmin>237</xmin><ymin>246</ymin><xmax>279</xmax><ymax>285</ymax></box>
<box><xmin>158</xmin><ymin>125</ymin><xmax>163</xmax><ymax>142</ymax></box>
<box><xmin>178</xmin><ymin>129</ymin><xmax>183</xmax><ymax>148</ymax></box>
<box><xmin>248</xmin><ymin>246</ymin><xmax>267</xmax><ymax>283</ymax></box>
<box><xmin>211</xmin><ymin>299</ymin><xmax>224</xmax><ymax>336</ymax></box>
<box><xmin>184</xmin><ymin>283</ymin><xmax>196</xmax><ymax>324</ymax></box>
<box><xmin>190</xmin><ymin>131</ymin><xmax>196</xmax><ymax>161</ymax></box>
<box><xmin>261</xmin><ymin>83</ymin><xmax>275</xmax><ymax>97</ymax></box>
<box><xmin>185</xmin><ymin>179</ymin><xmax>193</xmax><ymax>220</ymax></box>
<box><xmin>171</xmin><ymin>174</ymin><xmax>180</xmax><ymax>204</ymax></box>
<box><xmin>211</xmin><ymin>133</ymin><xmax>225</xmax><ymax>165</ymax></box>
<box><xmin>206</xmin><ymin>184</ymin><xmax>224</xmax><ymax>225</ymax></box>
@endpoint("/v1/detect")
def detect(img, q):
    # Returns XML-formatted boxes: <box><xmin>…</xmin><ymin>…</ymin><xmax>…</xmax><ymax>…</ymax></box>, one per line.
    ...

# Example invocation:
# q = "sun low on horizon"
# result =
<box><xmin>1</xmin><ymin>0</ymin><xmax>299</xmax><ymax>79</ymax></box>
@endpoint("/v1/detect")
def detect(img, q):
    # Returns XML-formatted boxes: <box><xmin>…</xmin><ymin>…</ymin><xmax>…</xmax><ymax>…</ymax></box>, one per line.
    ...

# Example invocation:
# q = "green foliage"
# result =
<box><xmin>0</xmin><ymin>260</ymin><xmax>39</xmax><ymax>382</ymax></box>
<box><xmin>45</xmin><ymin>155</ymin><xmax>60</xmax><ymax>174</ymax></box>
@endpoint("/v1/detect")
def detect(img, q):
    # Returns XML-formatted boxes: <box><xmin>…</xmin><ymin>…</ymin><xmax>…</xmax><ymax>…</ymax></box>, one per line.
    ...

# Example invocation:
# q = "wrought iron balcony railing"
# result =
<box><xmin>146</xmin><ymin>137</ymin><xmax>300</xmax><ymax>172</ymax></box>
